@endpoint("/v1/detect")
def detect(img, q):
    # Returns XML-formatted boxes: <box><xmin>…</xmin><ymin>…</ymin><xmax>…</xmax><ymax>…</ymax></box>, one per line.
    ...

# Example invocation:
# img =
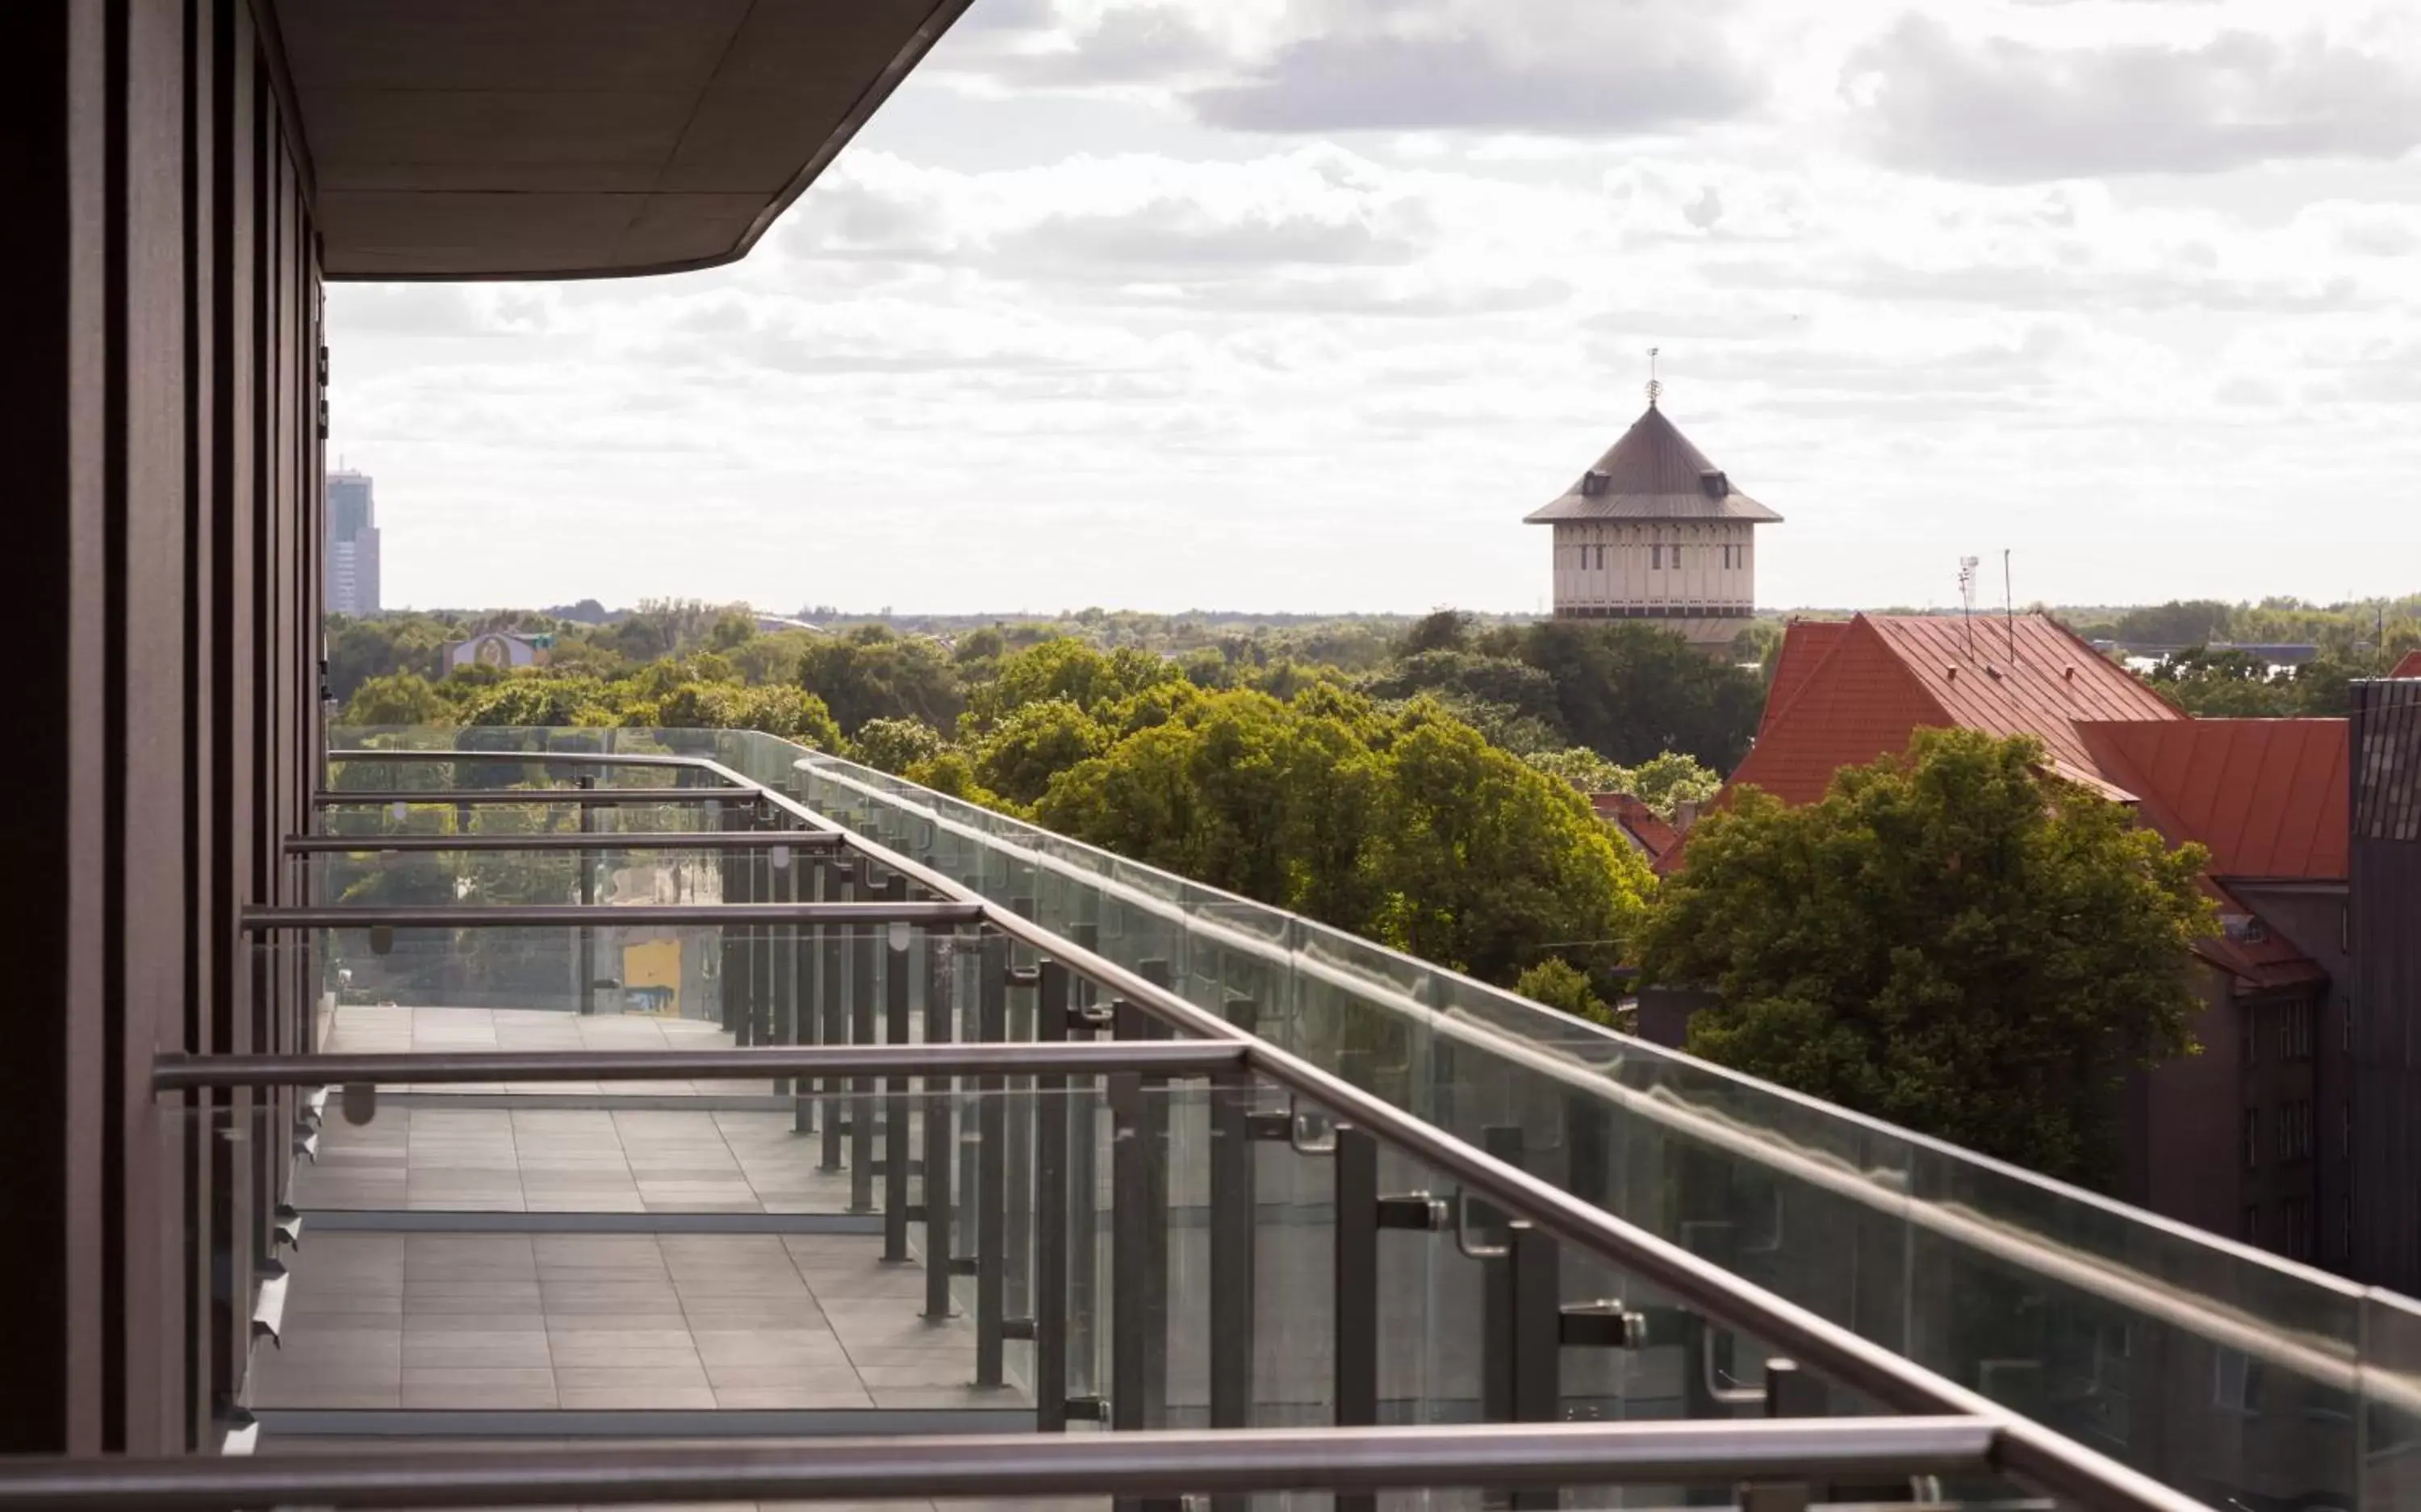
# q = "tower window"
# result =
<box><xmin>1651</xmin><ymin>545</ymin><xmax>1663</xmax><ymax>570</ymax></box>
<box><xmin>1672</xmin><ymin>545</ymin><xmax>1683</xmax><ymax>570</ymax></box>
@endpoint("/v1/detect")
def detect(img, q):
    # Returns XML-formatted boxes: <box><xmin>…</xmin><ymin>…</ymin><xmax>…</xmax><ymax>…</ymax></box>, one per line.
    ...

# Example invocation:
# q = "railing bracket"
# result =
<box><xmin>1375</xmin><ymin>1194</ymin><xmax>1449</xmax><ymax>1231</ymax></box>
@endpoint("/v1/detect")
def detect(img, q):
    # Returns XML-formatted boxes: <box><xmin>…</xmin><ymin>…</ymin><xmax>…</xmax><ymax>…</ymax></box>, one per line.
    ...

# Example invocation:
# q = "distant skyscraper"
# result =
<box><xmin>325</xmin><ymin>469</ymin><xmax>380</xmax><ymax>616</ymax></box>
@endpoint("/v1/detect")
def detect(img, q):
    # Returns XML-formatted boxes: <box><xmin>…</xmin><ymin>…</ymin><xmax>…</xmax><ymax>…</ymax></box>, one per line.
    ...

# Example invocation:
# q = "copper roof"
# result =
<box><xmin>2393</xmin><ymin>649</ymin><xmax>2421</xmax><ymax>679</ymax></box>
<box><xmin>1524</xmin><ymin>404</ymin><xmax>1784</xmax><ymax>524</ymax></box>
<box><xmin>2075</xmin><ymin>719</ymin><xmax>2350</xmax><ymax>881</ymax></box>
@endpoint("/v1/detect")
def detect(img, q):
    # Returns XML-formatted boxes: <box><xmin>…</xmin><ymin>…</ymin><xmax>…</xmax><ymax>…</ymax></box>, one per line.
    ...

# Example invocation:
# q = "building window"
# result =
<box><xmin>1651</xmin><ymin>545</ymin><xmax>1663</xmax><ymax>570</ymax></box>
<box><xmin>2344</xmin><ymin>1196</ymin><xmax>2354</xmax><ymax>1259</ymax></box>
<box><xmin>2283</xmin><ymin>1197</ymin><xmax>2311</xmax><ymax>1261</ymax></box>
<box><xmin>2277</xmin><ymin>1100</ymin><xmax>2312</xmax><ymax>1163</ymax></box>
<box><xmin>1672</xmin><ymin>545</ymin><xmax>1683</xmax><ymax>570</ymax></box>
<box><xmin>2344</xmin><ymin>1101</ymin><xmax>2352</xmax><ymax>1158</ymax></box>
<box><xmin>2244</xmin><ymin>1109</ymin><xmax>2260</xmax><ymax>1170</ymax></box>
<box><xmin>2283</xmin><ymin>1000</ymin><xmax>2311</xmax><ymax>1061</ymax></box>
<box><xmin>2243</xmin><ymin>1206</ymin><xmax>2260</xmax><ymax>1246</ymax></box>
<box><xmin>2244</xmin><ymin>1005</ymin><xmax>2260</xmax><ymax>1066</ymax></box>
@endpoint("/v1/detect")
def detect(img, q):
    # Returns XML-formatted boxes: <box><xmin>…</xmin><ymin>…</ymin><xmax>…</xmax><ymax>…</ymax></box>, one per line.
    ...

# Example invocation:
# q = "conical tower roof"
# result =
<box><xmin>1524</xmin><ymin>403</ymin><xmax>1781</xmax><ymax>524</ymax></box>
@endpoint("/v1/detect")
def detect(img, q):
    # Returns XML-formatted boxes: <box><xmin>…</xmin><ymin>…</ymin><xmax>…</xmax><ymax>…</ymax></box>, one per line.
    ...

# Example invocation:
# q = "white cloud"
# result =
<box><xmin>327</xmin><ymin>0</ymin><xmax>2421</xmax><ymax>614</ymax></box>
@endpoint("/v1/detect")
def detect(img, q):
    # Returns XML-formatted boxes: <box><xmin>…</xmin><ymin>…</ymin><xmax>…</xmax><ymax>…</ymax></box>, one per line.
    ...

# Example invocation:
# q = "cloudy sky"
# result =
<box><xmin>328</xmin><ymin>0</ymin><xmax>2421</xmax><ymax>616</ymax></box>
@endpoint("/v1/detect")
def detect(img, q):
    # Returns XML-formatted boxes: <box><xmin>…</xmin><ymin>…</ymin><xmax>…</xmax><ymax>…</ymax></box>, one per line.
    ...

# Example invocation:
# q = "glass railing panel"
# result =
<box><xmin>347</xmin><ymin>732</ymin><xmax>2413</xmax><ymax>1511</ymax></box>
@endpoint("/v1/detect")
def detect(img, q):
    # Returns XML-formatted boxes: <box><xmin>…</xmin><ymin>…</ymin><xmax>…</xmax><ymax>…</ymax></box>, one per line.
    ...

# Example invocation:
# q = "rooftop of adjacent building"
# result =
<box><xmin>1704</xmin><ymin>612</ymin><xmax>2353</xmax><ymax>989</ymax></box>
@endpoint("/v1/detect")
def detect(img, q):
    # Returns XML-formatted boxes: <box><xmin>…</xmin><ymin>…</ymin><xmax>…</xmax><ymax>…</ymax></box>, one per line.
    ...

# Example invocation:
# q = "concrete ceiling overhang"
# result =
<box><xmin>267</xmin><ymin>0</ymin><xmax>971</xmax><ymax>281</ymax></box>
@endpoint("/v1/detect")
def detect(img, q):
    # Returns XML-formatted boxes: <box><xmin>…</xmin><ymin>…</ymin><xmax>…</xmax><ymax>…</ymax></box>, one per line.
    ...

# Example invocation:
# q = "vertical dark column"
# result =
<box><xmin>1332</xmin><ymin>1126</ymin><xmax>1380</xmax><ymax>1512</ymax></box>
<box><xmin>575</xmin><ymin>781</ymin><xmax>595</xmax><ymax>1016</ymax></box>
<box><xmin>1108</xmin><ymin>1069</ymin><xmax>1172</xmax><ymax>1512</ymax></box>
<box><xmin>207</xmin><ymin>0</ymin><xmax>257</xmax><ymax>1441</ymax></box>
<box><xmin>846</xmin><ymin>875</ymin><xmax>892</xmax><ymax>1213</ymax></box>
<box><xmin>178</xmin><ymin>0</ymin><xmax>220</xmax><ymax>1451</ymax></box>
<box><xmin>1004</xmin><ymin>897</ymin><xmax>1035</xmax><ymax>1350</ymax></box>
<box><xmin>717</xmin><ymin>802</ymin><xmax>745</xmax><ymax>1038</ymax></box>
<box><xmin>1128</xmin><ymin>953</ymin><xmax>1177</xmax><ymax>1442</ymax></box>
<box><xmin>1479</xmin><ymin>1124</ymin><xmax>1524</xmax><ymax>1428</ymax></box>
<box><xmin>880</xmin><ymin>903</ymin><xmax>912</xmax><ymax>1265</ymax></box>
<box><xmin>120</xmin><ymin>0</ymin><xmax>194</xmax><ymax>1451</ymax></box>
<box><xmin>1117</xmin><ymin>979</ymin><xmax>1171</xmax><ymax>1464</ymax></box>
<box><xmin>1032</xmin><ymin>959</ymin><xmax>1072</xmax><ymax>1431</ymax></box>
<box><xmin>1207</xmin><ymin>996</ymin><xmax>1257</xmax><ymax>1481</ymax></box>
<box><xmin>771</xmin><ymin>843</ymin><xmax>797</xmax><ymax>1059</ymax></box>
<box><xmin>974</xmin><ymin>929</ymin><xmax>1008</xmax><ymax>1389</ymax></box>
<box><xmin>1</xmin><ymin>0</ymin><xmax>91</xmax><ymax>1455</ymax></box>
<box><xmin>817</xmin><ymin>862</ymin><xmax>852</xmax><ymax>1165</ymax></box>
<box><xmin>922</xmin><ymin>932</ymin><xmax>959</xmax><ymax>1322</ymax></box>
<box><xmin>1066</xmin><ymin>922</ymin><xmax>1100</xmax><ymax>1389</ymax></box>
<box><xmin>1506</xmin><ymin>1222</ymin><xmax>1564</xmax><ymax>1512</ymax></box>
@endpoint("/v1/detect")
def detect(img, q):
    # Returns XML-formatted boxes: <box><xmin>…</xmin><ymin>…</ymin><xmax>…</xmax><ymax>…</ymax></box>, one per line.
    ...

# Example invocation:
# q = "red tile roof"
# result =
<box><xmin>1711</xmin><ymin>613</ymin><xmax>2348</xmax><ymax>989</ymax></box>
<box><xmin>2075</xmin><ymin>719</ymin><xmax>2349</xmax><ymax>880</ymax></box>
<box><xmin>1591</xmin><ymin>792</ymin><xmax>1681</xmax><ymax>863</ymax></box>
<box><xmin>1727</xmin><ymin>614</ymin><xmax>2177</xmax><ymax>804</ymax></box>
<box><xmin>2393</xmin><ymin>649</ymin><xmax>2421</xmax><ymax>679</ymax></box>
<box><xmin>1862</xmin><ymin>615</ymin><xmax>2183</xmax><ymax>791</ymax></box>
<box><xmin>1758</xmin><ymin>619</ymin><xmax>1849</xmax><ymax>741</ymax></box>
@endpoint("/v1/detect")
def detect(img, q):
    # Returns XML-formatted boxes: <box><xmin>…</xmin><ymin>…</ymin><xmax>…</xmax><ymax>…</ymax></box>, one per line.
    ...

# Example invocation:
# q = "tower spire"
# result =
<box><xmin>1645</xmin><ymin>346</ymin><xmax>1662</xmax><ymax>408</ymax></box>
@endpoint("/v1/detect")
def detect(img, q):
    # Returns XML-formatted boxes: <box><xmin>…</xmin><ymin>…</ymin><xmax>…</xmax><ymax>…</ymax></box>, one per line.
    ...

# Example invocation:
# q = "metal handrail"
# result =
<box><xmin>328</xmin><ymin>748</ymin><xmax>700</xmax><ymax>767</ymax></box>
<box><xmin>312</xmin><ymin>787</ymin><xmax>757</xmax><ymax>806</ymax></box>
<box><xmin>286</xmin><ymin>830</ymin><xmax>845</xmax><ymax>853</ymax></box>
<box><xmin>0</xmin><ymin>1419</ymin><xmax>2001</xmax><ymax>1510</ymax></box>
<box><xmin>780</xmin><ymin>748</ymin><xmax>2421</xmax><ymax>1415</ymax></box>
<box><xmin>307</xmin><ymin>749</ymin><xmax>2214</xmax><ymax>1512</ymax></box>
<box><xmin>240</xmin><ymin>902</ymin><xmax>986</xmax><ymax>930</ymax></box>
<box><xmin>151</xmin><ymin>1041</ymin><xmax>1245</xmax><ymax>1092</ymax></box>
<box><xmin>700</xmin><ymin>753</ymin><xmax>2213</xmax><ymax>1512</ymax></box>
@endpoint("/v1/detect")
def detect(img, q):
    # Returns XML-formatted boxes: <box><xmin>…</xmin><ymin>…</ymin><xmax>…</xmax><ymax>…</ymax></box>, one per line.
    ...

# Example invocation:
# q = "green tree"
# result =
<box><xmin>851</xmin><ymin>717</ymin><xmax>947</xmax><ymax>775</ymax></box>
<box><xmin>1035</xmin><ymin>689</ymin><xmax>1389</xmax><ymax>927</ymax></box>
<box><xmin>1624</xmin><ymin>751</ymin><xmax>1721</xmax><ymax>817</ymax></box>
<box><xmin>2114</xmin><ymin>599</ymin><xmax>2236</xmax><ymax>646</ymax></box>
<box><xmin>458</xmin><ymin>674</ymin><xmax>614</xmax><ymax>728</ymax></box>
<box><xmin>1639</xmin><ymin>728</ymin><xmax>2215</xmax><ymax>1188</ymax></box>
<box><xmin>345</xmin><ymin>671</ymin><xmax>455</xmax><ymax>727</ymax></box>
<box><xmin>2144</xmin><ymin>646</ymin><xmax>2293</xmax><ymax>716</ymax></box>
<box><xmin>1399</xmin><ymin>608</ymin><xmax>1474</xmax><ymax>656</ymax></box>
<box><xmin>973</xmin><ymin>699</ymin><xmax>1110</xmax><ymax>806</ymax></box>
<box><xmin>1520</xmin><ymin>620</ymin><xmax>1765</xmax><ymax>771</ymax></box>
<box><xmin>1513</xmin><ymin>957</ymin><xmax>1612</xmax><ymax>1026</ymax></box>
<box><xmin>1366</xmin><ymin>707</ymin><xmax>1653</xmax><ymax>983</ymax></box>
<box><xmin>796</xmin><ymin>629</ymin><xmax>964</xmax><ymax>733</ymax></box>
<box><xmin>963</xmin><ymin>637</ymin><xmax>1181</xmax><ymax>729</ymax></box>
<box><xmin>903</xmin><ymin>748</ymin><xmax>1007</xmax><ymax>809</ymax></box>
<box><xmin>1524</xmin><ymin>746</ymin><xmax>1630</xmax><ymax>794</ymax></box>
<box><xmin>646</xmin><ymin>682</ymin><xmax>840</xmax><ymax>748</ymax></box>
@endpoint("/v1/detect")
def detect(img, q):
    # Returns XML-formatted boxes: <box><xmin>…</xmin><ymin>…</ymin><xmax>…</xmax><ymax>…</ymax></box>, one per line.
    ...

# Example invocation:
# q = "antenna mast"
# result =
<box><xmin>1958</xmin><ymin>557</ymin><xmax>1980</xmax><ymax>662</ymax></box>
<box><xmin>1646</xmin><ymin>346</ymin><xmax>1662</xmax><ymax>407</ymax></box>
<box><xmin>2003</xmin><ymin>549</ymin><xmax>2017</xmax><ymax>664</ymax></box>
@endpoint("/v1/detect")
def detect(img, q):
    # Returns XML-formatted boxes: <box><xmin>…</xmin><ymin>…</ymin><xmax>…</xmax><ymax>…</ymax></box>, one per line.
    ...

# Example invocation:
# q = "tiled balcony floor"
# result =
<box><xmin>252</xmin><ymin>1232</ymin><xmax>1014</xmax><ymax>1414</ymax></box>
<box><xmin>320</xmin><ymin>1004</ymin><xmax>782</xmax><ymax>1096</ymax></box>
<box><xmin>298</xmin><ymin>1004</ymin><xmax>871</xmax><ymax>1212</ymax></box>
<box><xmin>294</xmin><ymin>1105</ymin><xmax>864</xmax><ymax>1213</ymax></box>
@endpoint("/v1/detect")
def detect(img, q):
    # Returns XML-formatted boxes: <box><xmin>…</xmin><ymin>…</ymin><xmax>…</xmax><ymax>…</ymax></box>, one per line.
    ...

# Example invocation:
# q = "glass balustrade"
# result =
<box><xmin>302</xmin><ymin>729</ymin><xmax>2421</xmax><ymax>1510</ymax></box>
